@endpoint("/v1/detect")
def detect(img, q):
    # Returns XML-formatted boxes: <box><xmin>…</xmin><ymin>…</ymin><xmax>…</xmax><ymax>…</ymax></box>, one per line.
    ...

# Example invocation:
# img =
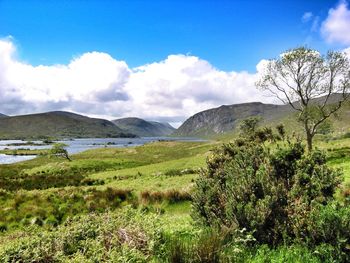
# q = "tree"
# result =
<box><xmin>239</xmin><ymin>116</ymin><xmax>261</xmax><ymax>135</ymax></box>
<box><xmin>256</xmin><ymin>47</ymin><xmax>350</xmax><ymax>151</ymax></box>
<box><xmin>49</xmin><ymin>143</ymin><xmax>71</xmax><ymax>161</ymax></box>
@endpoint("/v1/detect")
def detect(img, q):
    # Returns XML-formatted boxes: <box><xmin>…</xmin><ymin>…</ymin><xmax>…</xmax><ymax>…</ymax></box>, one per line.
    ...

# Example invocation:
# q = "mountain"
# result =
<box><xmin>174</xmin><ymin>102</ymin><xmax>293</xmax><ymax>137</ymax></box>
<box><xmin>0</xmin><ymin>111</ymin><xmax>136</xmax><ymax>139</ymax></box>
<box><xmin>175</xmin><ymin>94</ymin><xmax>350</xmax><ymax>138</ymax></box>
<box><xmin>0</xmin><ymin>113</ymin><xmax>7</xmax><ymax>118</ymax></box>
<box><xmin>112</xmin><ymin>117</ymin><xmax>175</xmax><ymax>137</ymax></box>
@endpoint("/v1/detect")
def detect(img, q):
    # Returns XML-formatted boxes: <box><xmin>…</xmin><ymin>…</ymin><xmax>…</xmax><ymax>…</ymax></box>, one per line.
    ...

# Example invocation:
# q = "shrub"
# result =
<box><xmin>192</xmin><ymin>137</ymin><xmax>346</xmax><ymax>251</ymax></box>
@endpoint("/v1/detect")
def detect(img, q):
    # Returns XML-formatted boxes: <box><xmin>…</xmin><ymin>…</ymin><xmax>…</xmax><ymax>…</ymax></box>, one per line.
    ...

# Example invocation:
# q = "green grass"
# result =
<box><xmin>89</xmin><ymin>155</ymin><xmax>205</xmax><ymax>192</ymax></box>
<box><xmin>0</xmin><ymin>148</ymin><xmax>49</xmax><ymax>156</ymax></box>
<box><xmin>0</xmin><ymin>141</ymin><xmax>213</xmax><ymax>232</ymax></box>
<box><xmin>0</xmin><ymin>138</ymin><xmax>349</xmax><ymax>262</ymax></box>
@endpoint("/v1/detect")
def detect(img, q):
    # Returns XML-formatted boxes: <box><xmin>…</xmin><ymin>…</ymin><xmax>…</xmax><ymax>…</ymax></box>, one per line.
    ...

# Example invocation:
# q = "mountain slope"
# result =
<box><xmin>175</xmin><ymin>94</ymin><xmax>350</xmax><ymax>138</ymax></box>
<box><xmin>174</xmin><ymin>102</ymin><xmax>293</xmax><ymax>137</ymax></box>
<box><xmin>0</xmin><ymin>111</ymin><xmax>135</xmax><ymax>139</ymax></box>
<box><xmin>112</xmin><ymin>117</ymin><xmax>175</xmax><ymax>137</ymax></box>
<box><xmin>0</xmin><ymin>113</ymin><xmax>7</xmax><ymax>118</ymax></box>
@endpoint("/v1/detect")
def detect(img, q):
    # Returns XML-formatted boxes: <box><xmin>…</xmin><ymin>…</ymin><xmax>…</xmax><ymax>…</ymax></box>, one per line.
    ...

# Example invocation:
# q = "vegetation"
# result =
<box><xmin>192</xmin><ymin>125</ymin><xmax>349</xmax><ymax>261</ymax></box>
<box><xmin>0</xmin><ymin>148</ymin><xmax>49</xmax><ymax>156</ymax></box>
<box><xmin>0</xmin><ymin>124</ymin><xmax>350</xmax><ymax>261</ymax></box>
<box><xmin>49</xmin><ymin>143</ymin><xmax>71</xmax><ymax>161</ymax></box>
<box><xmin>257</xmin><ymin>47</ymin><xmax>350</xmax><ymax>151</ymax></box>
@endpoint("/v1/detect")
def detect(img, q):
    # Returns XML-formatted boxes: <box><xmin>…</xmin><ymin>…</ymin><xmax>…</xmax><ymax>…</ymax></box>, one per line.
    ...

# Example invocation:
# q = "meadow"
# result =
<box><xmin>0</xmin><ymin>135</ymin><xmax>349</xmax><ymax>262</ymax></box>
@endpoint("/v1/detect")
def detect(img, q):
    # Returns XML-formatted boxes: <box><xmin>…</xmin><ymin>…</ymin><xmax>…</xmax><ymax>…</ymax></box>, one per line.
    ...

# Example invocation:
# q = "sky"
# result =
<box><xmin>0</xmin><ymin>0</ymin><xmax>350</xmax><ymax>127</ymax></box>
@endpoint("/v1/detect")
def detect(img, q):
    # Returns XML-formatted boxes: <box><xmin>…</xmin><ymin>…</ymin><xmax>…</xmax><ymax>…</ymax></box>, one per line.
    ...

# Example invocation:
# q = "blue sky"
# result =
<box><xmin>0</xmin><ymin>0</ymin><xmax>349</xmax><ymax>124</ymax></box>
<box><xmin>0</xmin><ymin>0</ymin><xmax>342</xmax><ymax>72</ymax></box>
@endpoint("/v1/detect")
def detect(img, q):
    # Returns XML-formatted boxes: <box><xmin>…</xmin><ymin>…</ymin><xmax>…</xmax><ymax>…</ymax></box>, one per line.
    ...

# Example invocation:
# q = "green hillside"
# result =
<box><xmin>175</xmin><ymin>96</ymin><xmax>350</xmax><ymax>139</ymax></box>
<box><xmin>174</xmin><ymin>102</ymin><xmax>292</xmax><ymax>137</ymax></box>
<box><xmin>0</xmin><ymin>111</ymin><xmax>136</xmax><ymax>139</ymax></box>
<box><xmin>112</xmin><ymin>117</ymin><xmax>175</xmax><ymax>137</ymax></box>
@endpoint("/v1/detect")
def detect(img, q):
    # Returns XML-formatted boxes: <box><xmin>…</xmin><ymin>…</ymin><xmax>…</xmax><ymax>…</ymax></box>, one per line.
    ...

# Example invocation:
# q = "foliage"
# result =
<box><xmin>0</xmin><ymin>208</ymin><xmax>162</xmax><ymax>262</ymax></box>
<box><xmin>256</xmin><ymin>46</ymin><xmax>350</xmax><ymax>151</ymax></box>
<box><xmin>0</xmin><ymin>138</ymin><xmax>350</xmax><ymax>261</ymax></box>
<box><xmin>192</xmin><ymin>133</ymin><xmax>347</xmax><ymax>258</ymax></box>
<box><xmin>49</xmin><ymin>143</ymin><xmax>71</xmax><ymax>161</ymax></box>
<box><xmin>0</xmin><ymin>187</ymin><xmax>135</xmax><ymax>231</ymax></box>
<box><xmin>239</xmin><ymin>116</ymin><xmax>262</xmax><ymax>136</ymax></box>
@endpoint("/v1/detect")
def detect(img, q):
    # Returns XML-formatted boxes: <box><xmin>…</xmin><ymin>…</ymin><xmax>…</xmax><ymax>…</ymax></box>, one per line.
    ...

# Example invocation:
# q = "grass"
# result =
<box><xmin>0</xmin><ymin>137</ymin><xmax>349</xmax><ymax>262</ymax></box>
<box><xmin>0</xmin><ymin>140</ymin><xmax>213</xmax><ymax>232</ymax></box>
<box><xmin>0</xmin><ymin>148</ymin><xmax>49</xmax><ymax>155</ymax></box>
<box><xmin>315</xmin><ymin>138</ymin><xmax>350</xmax><ymax>183</ymax></box>
<box><xmin>89</xmin><ymin>155</ymin><xmax>205</xmax><ymax>192</ymax></box>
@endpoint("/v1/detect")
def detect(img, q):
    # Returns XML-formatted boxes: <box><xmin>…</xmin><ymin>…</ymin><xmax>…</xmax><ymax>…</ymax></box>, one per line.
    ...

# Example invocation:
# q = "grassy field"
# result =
<box><xmin>0</xmin><ymin>137</ymin><xmax>349</xmax><ymax>261</ymax></box>
<box><xmin>0</xmin><ymin>141</ymin><xmax>215</xmax><ymax>230</ymax></box>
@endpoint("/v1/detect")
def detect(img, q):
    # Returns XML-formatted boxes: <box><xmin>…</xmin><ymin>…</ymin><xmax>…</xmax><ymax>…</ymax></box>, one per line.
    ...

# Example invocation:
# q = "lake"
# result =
<box><xmin>0</xmin><ymin>137</ymin><xmax>205</xmax><ymax>164</ymax></box>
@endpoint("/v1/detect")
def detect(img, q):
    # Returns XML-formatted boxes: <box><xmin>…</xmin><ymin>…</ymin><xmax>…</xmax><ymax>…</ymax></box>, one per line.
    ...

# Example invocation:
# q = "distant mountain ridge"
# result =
<box><xmin>0</xmin><ymin>113</ymin><xmax>7</xmax><ymax>118</ymax></box>
<box><xmin>112</xmin><ymin>117</ymin><xmax>175</xmax><ymax>137</ymax></box>
<box><xmin>0</xmin><ymin>111</ymin><xmax>135</xmax><ymax>139</ymax></box>
<box><xmin>174</xmin><ymin>94</ymin><xmax>350</xmax><ymax>138</ymax></box>
<box><xmin>174</xmin><ymin>102</ymin><xmax>292</xmax><ymax>137</ymax></box>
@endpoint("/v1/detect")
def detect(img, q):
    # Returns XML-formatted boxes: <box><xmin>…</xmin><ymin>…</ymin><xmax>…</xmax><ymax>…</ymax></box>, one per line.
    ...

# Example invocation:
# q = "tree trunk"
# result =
<box><xmin>304</xmin><ymin>120</ymin><xmax>313</xmax><ymax>152</ymax></box>
<box><xmin>306</xmin><ymin>129</ymin><xmax>313</xmax><ymax>152</ymax></box>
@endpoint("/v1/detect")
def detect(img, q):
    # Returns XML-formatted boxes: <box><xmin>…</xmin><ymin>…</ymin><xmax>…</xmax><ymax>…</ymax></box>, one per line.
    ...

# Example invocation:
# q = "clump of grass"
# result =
<box><xmin>164</xmin><ymin>168</ymin><xmax>199</xmax><ymax>177</ymax></box>
<box><xmin>164</xmin><ymin>189</ymin><xmax>192</xmax><ymax>203</ymax></box>
<box><xmin>140</xmin><ymin>189</ymin><xmax>191</xmax><ymax>204</ymax></box>
<box><xmin>165</xmin><ymin>230</ymin><xmax>227</xmax><ymax>263</ymax></box>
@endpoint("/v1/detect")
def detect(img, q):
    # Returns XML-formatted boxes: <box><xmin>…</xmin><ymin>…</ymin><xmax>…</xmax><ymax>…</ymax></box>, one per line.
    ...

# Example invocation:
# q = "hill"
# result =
<box><xmin>174</xmin><ymin>96</ymin><xmax>350</xmax><ymax>138</ymax></box>
<box><xmin>0</xmin><ymin>113</ymin><xmax>7</xmax><ymax>118</ymax></box>
<box><xmin>0</xmin><ymin>111</ymin><xmax>135</xmax><ymax>139</ymax></box>
<box><xmin>174</xmin><ymin>102</ymin><xmax>292</xmax><ymax>137</ymax></box>
<box><xmin>112</xmin><ymin>117</ymin><xmax>175</xmax><ymax>137</ymax></box>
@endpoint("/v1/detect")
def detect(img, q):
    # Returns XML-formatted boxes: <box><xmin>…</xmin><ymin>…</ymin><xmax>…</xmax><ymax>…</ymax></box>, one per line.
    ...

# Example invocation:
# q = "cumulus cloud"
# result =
<box><xmin>0</xmin><ymin>38</ymin><xmax>271</xmax><ymax>125</ymax></box>
<box><xmin>321</xmin><ymin>1</ymin><xmax>350</xmax><ymax>45</ymax></box>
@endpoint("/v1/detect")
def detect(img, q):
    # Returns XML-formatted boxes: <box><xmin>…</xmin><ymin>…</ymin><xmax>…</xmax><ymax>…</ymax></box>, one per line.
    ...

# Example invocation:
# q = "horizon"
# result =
<box><xmin>1</xmin><ymin>0</ymin><xmax>350</xmax><ymax>127</ymax></box>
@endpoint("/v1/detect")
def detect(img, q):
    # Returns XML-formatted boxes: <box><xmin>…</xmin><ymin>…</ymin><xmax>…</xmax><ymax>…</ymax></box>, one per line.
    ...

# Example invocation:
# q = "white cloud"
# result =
<box><xmin>321</xmin><ymin>1</ymin><xmax>350</xmax><ymax>45</ymax></box>
<box><xmin>302</xmin><ymin>12</ymin><xmax>313</xmax><ymax>22</ymax></box>
<box><xmin>0</xmin><ymin>38</ymin><xmax>271</xmax><ymax>125</ymax></box>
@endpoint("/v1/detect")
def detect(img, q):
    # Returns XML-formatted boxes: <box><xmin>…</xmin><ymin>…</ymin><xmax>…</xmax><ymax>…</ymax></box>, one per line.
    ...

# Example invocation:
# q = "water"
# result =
<box><xmin>0</xmin><ymin>154</ymin><xmax>37</xmax><ymax>164</ymax></box>
<box><xmin>0</xmin><ymin>137</ymin><xmax>205</xmax><ymax>164</ymax></box>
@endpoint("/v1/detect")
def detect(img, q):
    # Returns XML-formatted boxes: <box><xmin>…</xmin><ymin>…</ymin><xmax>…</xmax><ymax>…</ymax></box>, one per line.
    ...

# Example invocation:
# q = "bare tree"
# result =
<box><xmin>256</xmin><ymin>47</ymin><xmax>350</xmax><ymax>151</ymax></box>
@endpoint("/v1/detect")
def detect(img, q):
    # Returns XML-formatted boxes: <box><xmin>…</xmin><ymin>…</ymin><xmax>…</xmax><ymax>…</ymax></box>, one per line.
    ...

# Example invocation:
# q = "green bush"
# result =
<box><xmin>192</xmin><ymin>136</ymin><xmax>347</xmax><ymax>257</ymax></box>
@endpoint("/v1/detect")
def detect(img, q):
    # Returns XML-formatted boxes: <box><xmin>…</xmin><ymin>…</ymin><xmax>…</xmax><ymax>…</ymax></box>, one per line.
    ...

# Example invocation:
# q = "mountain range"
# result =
<box><xmin>0</xmin><ymin>111</ymin><xmax>133</xmax><ymax>139</ymax></box>
<box><xmin>112</xmin><ymin>117</ymin><xmax>175</xmax><ymax>137</ymax></box>
<box><xmin>1</xmin><ymin>94</ymin><xmax>349</xmax><ymax>139</ymax></box>
<box><xmin>0</xmin><ymin>111</ymin><xmax>175</xmax><ymax>139</ymax></box>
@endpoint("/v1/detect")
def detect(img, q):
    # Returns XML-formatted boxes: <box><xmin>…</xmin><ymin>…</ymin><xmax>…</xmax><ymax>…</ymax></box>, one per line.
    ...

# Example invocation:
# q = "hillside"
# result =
<box><xmin>174</xmin><ymin>96</ymin><xmax>350</xmax><ymax>138</ymax></box>
<box><xmin>0</xmin><ymin>113</ymin><xmax>7</xmax><ymax>118</ymax></box>
<box><xmin>174</xmin><ymin>102</ymin><xmax>293</xmax><ymax>137</ymax></box>
<box><xmin>112</xmin><ymin>117</ymin><xmax>175</xmax><ymax>137</ymax></box>
<box><xmin>0</xmin><ymin>111</ymin><xmax>135</xmax><ymax>139</ymax></box>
